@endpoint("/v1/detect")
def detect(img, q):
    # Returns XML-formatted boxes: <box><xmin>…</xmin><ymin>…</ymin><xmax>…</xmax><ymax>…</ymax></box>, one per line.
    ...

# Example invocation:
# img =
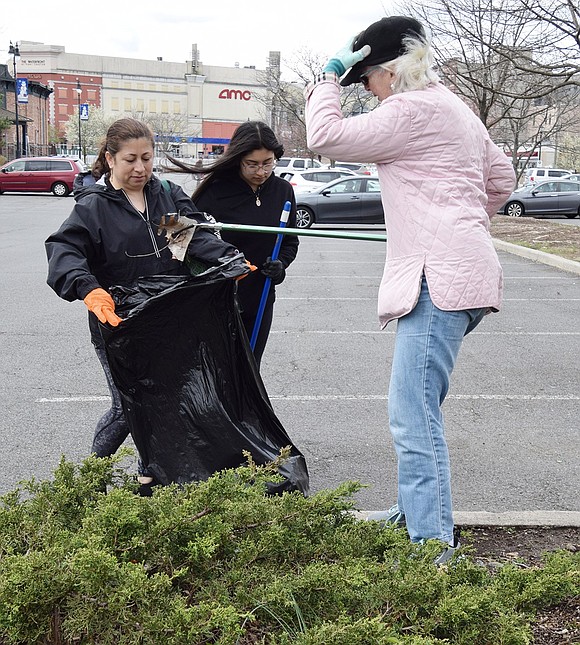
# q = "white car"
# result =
<box><xmin>280</xmin><ymin>168</ymin><xmax>358</xmax><ymax>193</ymax></box>
<box><xmin>523</xmin><ymin>167</ymin><xmax>571</xmax><ymax>185</ymax></box>
<box><xmin>325</xmin><ymin>161</ymin><xmax>377</xmax><ymax>175</ymax></box>
<box><xmin>273</xmin><ymin>157</ymin><xmax>323</xmax><ymax>176</ymax></box>
<box><xmin>562</xmin><ymin>173</ymin><xmax>580</xmax><ymax>182</ymax></box>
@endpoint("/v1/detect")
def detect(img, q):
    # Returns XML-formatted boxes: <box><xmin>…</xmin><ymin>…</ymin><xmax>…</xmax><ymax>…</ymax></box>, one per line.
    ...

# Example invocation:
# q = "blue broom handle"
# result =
<box><xmin>250</xmin><ymin>201</ymin><xmax>292</xmax><ymax>351</ymax></box>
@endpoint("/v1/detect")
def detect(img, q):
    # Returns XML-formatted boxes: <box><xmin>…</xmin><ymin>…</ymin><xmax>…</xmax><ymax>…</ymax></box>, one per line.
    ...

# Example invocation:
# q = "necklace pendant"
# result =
<box><xmin>255</xmin><ymin>196</ymin><xmax>261</xmax><ymax>206</ymax></box>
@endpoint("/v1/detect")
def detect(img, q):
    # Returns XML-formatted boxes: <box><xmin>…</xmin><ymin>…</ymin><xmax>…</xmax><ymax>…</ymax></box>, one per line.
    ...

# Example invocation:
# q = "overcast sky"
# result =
<box><xmin>2</xmin><ymin>1</ymin><xmax>396</xmax><ymax>70</ymax></box>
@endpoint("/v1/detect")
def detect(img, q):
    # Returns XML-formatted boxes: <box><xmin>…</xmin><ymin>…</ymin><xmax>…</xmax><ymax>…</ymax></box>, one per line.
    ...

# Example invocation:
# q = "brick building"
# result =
<box><xmin>7</xmin><ymin>42</ymin><xmax>279</xmax><ymax>159</ymax></box>
<box><xmin>0</xmin><ymin>63</ymin><xmax>52</xmax><ymax>160</ymax></box>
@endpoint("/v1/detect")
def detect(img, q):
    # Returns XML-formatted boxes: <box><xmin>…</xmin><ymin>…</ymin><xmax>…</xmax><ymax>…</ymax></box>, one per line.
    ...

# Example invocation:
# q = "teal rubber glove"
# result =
<box><xmin>323</xmin><ymin>37</ymin><xmax>372</xmax><ymax>76</ymax></box>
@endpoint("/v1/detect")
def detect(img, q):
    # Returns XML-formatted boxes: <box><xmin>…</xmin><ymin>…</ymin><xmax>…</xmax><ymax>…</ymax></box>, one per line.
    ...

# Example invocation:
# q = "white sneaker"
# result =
<box><xmin>366</xmin><ymin>505</ymin><xmax>406</xmax><ymax>527</ymax></box>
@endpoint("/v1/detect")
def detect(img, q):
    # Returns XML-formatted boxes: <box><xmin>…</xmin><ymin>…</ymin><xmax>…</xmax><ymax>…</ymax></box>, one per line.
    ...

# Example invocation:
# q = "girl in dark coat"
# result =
<box><xmin>171</xmin><ymin>121</ymin><xmax>299</xmax><ymax>367</ymax></box>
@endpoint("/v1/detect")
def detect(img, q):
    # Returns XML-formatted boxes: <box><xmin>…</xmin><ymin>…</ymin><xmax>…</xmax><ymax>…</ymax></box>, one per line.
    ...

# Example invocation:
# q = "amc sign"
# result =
<box><xmin>218</xmin><ymin>88</ymin><xmax>252</xmax><ymax>101</ymax></box>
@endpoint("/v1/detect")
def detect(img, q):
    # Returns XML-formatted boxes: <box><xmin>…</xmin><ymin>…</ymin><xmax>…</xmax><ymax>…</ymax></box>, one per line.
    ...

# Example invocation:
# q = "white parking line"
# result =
<box><xmin>285</xmin><ymin>275</ymin><xmax>575</xmax><ymax>279</ymax></box>
<box><xmin>270</xmin><ymin>394</ymin><xmax>580</xmax><ymax>400</ymax></box>
<box><xmin>270</xmin><ymin>394</ymin><xmax>580</xmax><ymax>401</ymax></box>
<box><xmin>36</xmin><ymin>393</ymin><xmax>579</xmax><ymax>403</ymax></box>
<box><xmin>286</xmin><ymin>275</ymin><xmax>382</xmax><ymax>279</ymax></box>
<box><xmin>270</xmin><ymin>330</ymin><xmax>580</xmax><ymax>335</ymax></box>
<box><xmin>278</xmin><ymin>297</ymin><xmax>580</xmax><ymax>301</ymax></box>
<box><xmin>279</xmin><ymin>297</ymin><xmax>375</xmax><ymax>301</ymax></box>
<box><xmin>36</xmin><ymin>396</ymin><xmax>110</xmax><ymax>403</ymax></box>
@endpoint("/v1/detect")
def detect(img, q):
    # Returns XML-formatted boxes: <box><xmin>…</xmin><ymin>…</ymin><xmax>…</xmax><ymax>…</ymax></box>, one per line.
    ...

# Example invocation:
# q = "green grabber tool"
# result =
<box><xmin>214</xmin><ymin>222</ymin><xmax>387</xmax><ymax>242</ymax></box>
<box><xmin>158</xmin><ymin>216</ymin><xmax>387</xmax><ymax>243</ymax></box>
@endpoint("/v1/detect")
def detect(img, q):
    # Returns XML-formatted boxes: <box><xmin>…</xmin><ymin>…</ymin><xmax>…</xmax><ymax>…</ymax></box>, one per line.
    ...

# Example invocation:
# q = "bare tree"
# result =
<box><xmin>498</xmin><ymin>0</ymin><xmax>580</xmax><ymax>88</ymax></box>
<box><xmin>557</xmin><ymin>132</ymin><xmax>580</xmax><ymax>170</ymax></box>
<box><xmin>132</xmin><ymin>111</ymin><xmax>191</xmax><ymax>156</ymax></box>
<box><xmin>64</xmin><ymin>106</ymin><xmax>116</xmax><ymax>159</ymax></box>
<box><xmin>402</xmin><ymin>0</ymin><xmax>580</xmax><ymax>177</ymax></box>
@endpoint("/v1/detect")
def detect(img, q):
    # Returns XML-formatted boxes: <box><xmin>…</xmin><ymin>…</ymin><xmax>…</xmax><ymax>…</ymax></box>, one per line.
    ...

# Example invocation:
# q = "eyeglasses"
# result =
<box><xmin>360</xmin><ymin>66</ymin><xmax>383</xmax><ymax>87</ymax></box>
<box><xmin>242</xmin><ymin>159</ymin><xmax>277</xmax><ymax>173</ymax></box>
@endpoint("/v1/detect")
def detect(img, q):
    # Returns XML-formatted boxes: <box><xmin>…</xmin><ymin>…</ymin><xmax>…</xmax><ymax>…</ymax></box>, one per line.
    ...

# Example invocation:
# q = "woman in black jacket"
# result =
<box><xmin>45</xmin><ymin>118</ymin><xmax>248</xmax><ymax>493</ymax></box>
<box><xmin>171</xmin><ymin>121</ymin><xmax>299</xmax><ymax>367</ymax></box>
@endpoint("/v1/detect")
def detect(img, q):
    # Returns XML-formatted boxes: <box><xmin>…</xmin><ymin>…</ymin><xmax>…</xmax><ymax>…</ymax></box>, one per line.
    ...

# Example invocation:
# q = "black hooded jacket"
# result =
<box><xmin>194</xmin><ymin>172</ymin><xmax>299</xmax><ymax>314</ymax></box>
<box><xmin>46</xmin><ymin>174</ymin><xmax>238</xmax><ymax>302</ymax></box>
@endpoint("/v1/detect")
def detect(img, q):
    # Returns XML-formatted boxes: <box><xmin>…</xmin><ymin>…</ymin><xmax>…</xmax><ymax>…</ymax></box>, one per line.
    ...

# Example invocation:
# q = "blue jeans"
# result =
<box><xmin>388</xmin><ymin>277</ymin><xmax>486</xmax><ymax>544</ymax></box>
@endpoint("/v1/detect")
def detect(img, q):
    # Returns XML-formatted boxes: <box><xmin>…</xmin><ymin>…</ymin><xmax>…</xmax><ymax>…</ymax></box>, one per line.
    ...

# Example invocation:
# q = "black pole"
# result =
<box><xmin>9</xmin><ymin>41</ymin><xmax>21</xmax><ymax>159</ymax></box>
<box><xmin>76</xmin><ymin>79</ymin><xmax>82</xmax><ymax>161</ymax></box>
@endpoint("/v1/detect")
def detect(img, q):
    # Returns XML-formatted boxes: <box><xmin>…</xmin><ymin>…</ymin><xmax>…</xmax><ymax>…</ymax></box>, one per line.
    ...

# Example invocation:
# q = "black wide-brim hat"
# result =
<box><xmin>340</xmin><ymin>15</ymin><xmax>426</xmax><ymax>87</ymax></box>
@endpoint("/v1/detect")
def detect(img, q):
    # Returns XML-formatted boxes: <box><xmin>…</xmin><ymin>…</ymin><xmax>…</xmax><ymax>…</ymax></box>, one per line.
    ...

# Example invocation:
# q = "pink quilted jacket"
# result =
<box><xmin>305</xmin><ymin>79</ymin><xmax>516</xmax><ymax>328</ymax></box>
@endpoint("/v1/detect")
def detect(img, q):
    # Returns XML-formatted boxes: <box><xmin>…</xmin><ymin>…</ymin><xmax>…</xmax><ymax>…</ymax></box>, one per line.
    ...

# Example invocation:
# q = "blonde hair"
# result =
<box><xmin>380</xmin><ymin>35</ymin><xmax>439</xmax><ymax>93</ymax></box>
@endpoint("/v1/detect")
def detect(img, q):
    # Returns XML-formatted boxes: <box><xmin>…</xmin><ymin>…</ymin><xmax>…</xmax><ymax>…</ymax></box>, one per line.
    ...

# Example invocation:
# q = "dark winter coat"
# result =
<box><xmin>73</xmin><ymin>170</ymin><xmax>97</xmax><ymax>194</ymax></box>
<box><xmin>46</xmin><ymin>174</ymin><xmax>238</xmax><ymax>302</ymax></box>
<box><xmin>194</xmin><ymin>172</ymin><xmax>299</xmax><ymax>318</ymax></box>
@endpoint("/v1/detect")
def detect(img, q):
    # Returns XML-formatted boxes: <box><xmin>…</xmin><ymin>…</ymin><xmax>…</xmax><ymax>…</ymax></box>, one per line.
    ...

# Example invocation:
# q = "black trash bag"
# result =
<box><xmin>103</xmin><ymin>264</ymin><xmax>309</xmax><ymax>495</ymax></box>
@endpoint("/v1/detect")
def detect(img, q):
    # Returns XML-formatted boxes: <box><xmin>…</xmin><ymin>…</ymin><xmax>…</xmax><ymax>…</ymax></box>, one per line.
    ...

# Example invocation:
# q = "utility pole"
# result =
<box><xmin>8</xmin><ymin>41</ymin><xmax>21</xmax><ymax>159</ymax></box>
<box><xmin>76</xmin><ymin>79</ymin><xmax>82</xmax><ymax>160</ymax></box>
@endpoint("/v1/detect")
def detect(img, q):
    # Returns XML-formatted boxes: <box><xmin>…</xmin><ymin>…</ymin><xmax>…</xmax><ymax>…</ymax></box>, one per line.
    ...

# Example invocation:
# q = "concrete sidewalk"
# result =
<box><xmin>356</xmin><ymin>510</ymin><xmax>580</xmax><ymax>527</ymax></box>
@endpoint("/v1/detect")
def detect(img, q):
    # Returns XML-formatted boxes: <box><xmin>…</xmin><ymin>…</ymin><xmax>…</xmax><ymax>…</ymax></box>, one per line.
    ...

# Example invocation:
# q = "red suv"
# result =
<box><xmin>0</xmin><ymin>156</ymin><xmax>85</xmax><ymax>196</ymax></box>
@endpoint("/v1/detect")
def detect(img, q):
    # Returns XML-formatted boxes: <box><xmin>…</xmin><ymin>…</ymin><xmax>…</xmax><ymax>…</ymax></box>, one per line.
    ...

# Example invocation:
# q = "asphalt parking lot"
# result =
<box><xmin>0</xmin><ymin>187</ymin><xmax>578</xmax><ymax>518</ymax></box>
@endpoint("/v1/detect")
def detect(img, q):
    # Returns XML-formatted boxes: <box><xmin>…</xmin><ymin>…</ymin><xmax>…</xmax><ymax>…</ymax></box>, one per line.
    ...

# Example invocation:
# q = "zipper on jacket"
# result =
<box><xmin>122</xmin><ymin>189</ymin><xmax>161</xmax><ymax>258</ymax></box>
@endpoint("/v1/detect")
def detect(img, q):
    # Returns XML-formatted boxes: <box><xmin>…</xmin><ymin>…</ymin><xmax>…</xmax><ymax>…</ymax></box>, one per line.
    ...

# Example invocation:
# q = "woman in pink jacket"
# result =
<box><xmin>304</xmin><ymin>16</ymin><xmax>515</xmax><ymax>563</ymax></box>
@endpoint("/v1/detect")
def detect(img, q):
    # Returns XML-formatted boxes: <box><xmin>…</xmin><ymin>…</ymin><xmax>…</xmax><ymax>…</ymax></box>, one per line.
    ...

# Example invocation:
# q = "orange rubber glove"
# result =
<box><xmin>83</xmin><ymin>288</ymin><xmax>123</xmax><ymax>327</ymax></box>
<box><xmin>236</xmin><ymin>260</ymin><xmax>258</xmax><ymax>282</ymax></box>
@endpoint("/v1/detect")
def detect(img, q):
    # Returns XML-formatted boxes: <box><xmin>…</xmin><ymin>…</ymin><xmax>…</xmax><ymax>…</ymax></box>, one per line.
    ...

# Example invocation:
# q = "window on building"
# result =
<box><xmin>124</xmin><ymin>98</ymin><xmax>132</xmax><ymax>111</ymax></box>
<box><xmin>173</xmin><ymin>102</ymin><xmax>181</xmax><ymax>114</ymax></box>
<box><xmin>111</xmin><ymin>97</ymin><xmax>119</xmax><ymax>111</ymax></box>
<box><xmin>136</xmin><ymin>99</ymin><xmax>144</xmax><ymax>112</ymax></box>
<box><xmin>161</xmin><ymin>100</ymin><xmax>169</xmax><ymax>114</ymax></box>
<box><xmin>149</xmin><ymin>99</ymin><xmax>157</xmax><ymax>113</ymax></box>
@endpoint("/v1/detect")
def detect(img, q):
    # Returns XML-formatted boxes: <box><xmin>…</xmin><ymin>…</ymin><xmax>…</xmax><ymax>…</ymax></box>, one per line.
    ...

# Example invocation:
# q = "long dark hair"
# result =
<box><xmin>93</xmin><ymin>118</ymin><xmax>155</xmax><ymax>177</ymax></box>
<box><xmin>169</xmin><ymin>121</ymin><xmax>284</xmax><ymax>201</ymax></box>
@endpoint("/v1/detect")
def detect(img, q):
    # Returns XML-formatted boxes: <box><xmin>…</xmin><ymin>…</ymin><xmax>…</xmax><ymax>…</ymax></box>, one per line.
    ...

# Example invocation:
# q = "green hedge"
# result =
<box><xmin>0</xmin><ymin>451</ymin><xmax>577</xmax><ymax>644</ymax></box>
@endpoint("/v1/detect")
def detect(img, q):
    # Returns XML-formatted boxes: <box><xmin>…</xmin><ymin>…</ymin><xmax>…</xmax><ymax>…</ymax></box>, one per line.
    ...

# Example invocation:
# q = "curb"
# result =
<box><xmin>354</xmin><ymin>511</ymin><xmax>580</xmax><ymax>527</ymax></box>
<box><xmin>493</xmin><ymin>238</ymin><xmax>580</xmax><ymax>275</ymax></box>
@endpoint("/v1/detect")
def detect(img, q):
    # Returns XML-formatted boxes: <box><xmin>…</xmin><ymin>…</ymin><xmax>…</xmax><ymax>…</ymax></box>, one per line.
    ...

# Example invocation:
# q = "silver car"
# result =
<box><xmin>502</xmin><ymin>179</ymin><xmax>580</xmax><ymax>218</ymax></box>
<box><xmin>295</xmin><ymin>176</ymin><xmax>384</xmax><ymax>228</ymax></box>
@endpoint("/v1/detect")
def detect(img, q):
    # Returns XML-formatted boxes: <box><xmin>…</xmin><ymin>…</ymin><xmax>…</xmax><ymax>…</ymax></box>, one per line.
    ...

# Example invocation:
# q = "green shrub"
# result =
<box><xmin>0</xmin><ymin>452</ymin><xmax>577</xmax><ymax>644</ymax></box>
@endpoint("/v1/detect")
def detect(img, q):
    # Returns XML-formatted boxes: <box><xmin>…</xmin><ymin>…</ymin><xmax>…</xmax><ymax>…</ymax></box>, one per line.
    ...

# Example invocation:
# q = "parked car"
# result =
<box><xmin>295</xmin><ymin>176</ymin><xmax>384</xmax><ymax>228</ymax></box>
<box><xmin>325</xmin><ymin>161</ymin><xmax>376</xmax><ymax>175</ymax></box>
<box><xmin>562</xmin><ymin>173</ymin><xmax>580</xmax><ymax>182</ymax></box>
<box><xmin>502</xmin><ymin>179</ymin><xmax>580</xmax><ymax>218</ymax></box>
<box><xmin>0</xmin><ymin>156</ymin><xmax>86</xmax><ymax>196</ymax></box>
<box><xmin>273</xmin><ymin>157</ymin><xmax>323</xmax><ymax>176</ymax></box>
<box><xmin>280</xmin><ymin>168</ymin><xmax>358</xmax><ymax>193</ymax></box>
<box><xmin>523</xmin><ymin>167</ymin><xmax>571</xmax><ymax>186</ymax></box>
